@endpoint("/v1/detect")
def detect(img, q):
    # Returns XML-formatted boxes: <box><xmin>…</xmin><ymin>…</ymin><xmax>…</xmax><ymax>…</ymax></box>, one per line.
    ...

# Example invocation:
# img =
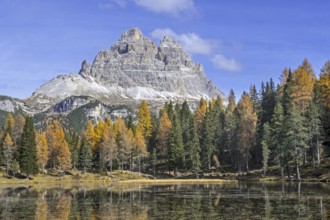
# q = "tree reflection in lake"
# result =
<box><xmin>0</xmin><ymin>182</ymin><xmax>328</xmax><ymax>219</ymax></box>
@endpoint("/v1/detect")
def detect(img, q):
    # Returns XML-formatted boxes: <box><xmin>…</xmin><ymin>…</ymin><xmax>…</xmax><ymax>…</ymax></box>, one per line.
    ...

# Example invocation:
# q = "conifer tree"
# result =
<box><xmin>201</xmin><ymin>104</ymin><xmax>217</xmax><ymax>169</ymax></box>
<box><xmin>236</xmin><ymin>93</ymin><xmax>257</xmax><ymax>172</ymax></box>
<box><xmin>36</xmin><ymin>131</ymin><xmax>48</xmax><ymax>171</ymax></box>
<box><xmin>2</xmin><ymin>133</ymin><xmax>14</xmax><ymax>175</ymax></box>
<box><xmin>134</xmin><ymin>126</ymin><xmax>148</xmax><ymax>174</ymax></box>
<box><xmin>19</xmin><ymin>116</ymin><xmax>38</xmax><ymax>177</ymax></box>
<box><xmin>290</xmin><ymin>66</ymin><xmax>315</xmax><ymax>114</ymax></box>
<box><xmin>79</xmin><ymin>142</ymin><xmax>93</xmax><ymax>172</ymax></box>
<box><xmin>306</xmin><ymin>100</ymin><xmax>322</xmax><ymax>167</ymax></box>
<box><xmin>45</xmin><ymin>120</ymin><xmax>71</xmax><ymax>170</ymax></box>
<box><xmin>99</xmin><ymin>123</ymin><xmax>117</xmax><ymax>172</ymax></box>
<box><xmin>283</xmin><ymin>105</ymin><xmax>308</xmax><ymax>180</ymax></box>
<box><xmin>180</xmin><ymin>101</ymin><xmax>192</xmax><ymax>167</ymax></box>
<box><xmin>137</xmin><ymin>100</ymin><xmax>152</xmax><ymax>138</ymax></box>
<box><xmin>156</xmin><ymin>109</ymin><xmax>172</xmax><ymax>161</ymax></box>
<box><xmin>270</xmin><ymin>102</ymin><xmax>286</xmax><ymax>178</ymax></box>
<box><xmin>261</xmin><ymin>123</ymin><xmax>271</xmax><ymax>175</ymax></box>
<box><xmin>190</xmin><ymin>119</ymin><xmax>201</xmax><ymax>176</ymax></box>
<box><xmin>168</xmin><ymin>113</ymin><xmax>184</xmax><ymax>176</ymax></box>
<box><xmin>195</xmin><ymin>97</ymin><xmax>207</xmax><ymax>134</ymax></box>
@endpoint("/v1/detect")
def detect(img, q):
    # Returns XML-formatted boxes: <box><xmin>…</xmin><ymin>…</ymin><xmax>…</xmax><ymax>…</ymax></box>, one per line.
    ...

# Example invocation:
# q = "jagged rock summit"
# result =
<box><xmin>27</xmin><ymin>27</ymin><xmax>224</xmax><ymax>113</ymax></box>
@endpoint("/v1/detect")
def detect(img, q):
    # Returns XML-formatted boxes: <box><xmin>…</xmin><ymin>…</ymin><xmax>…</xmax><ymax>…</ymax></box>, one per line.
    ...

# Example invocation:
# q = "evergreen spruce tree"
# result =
<box><xmin>283</xmin><ymin>105</ymin><xmax>308</xmax><ymax>180</ymax></box>
<box><xmin>306</xmin><ymin>100</ymin><xmax>323</xmax><ymax>167</ymax></box>
<box><xmin>79</xmin><ymin>142</ymin><xmax>93</xmax><ymax>172</ymax></box>
<box><xmin>201</xmin><ymin>104</ymin><xmax>217</xmax><ymax>170</ymax></box>
<box><xmin>190</xmin><ymin>119</ymin><xmax>201</xmax><ymax>176</ymax></box>
<box><xmin>19</xmin><ymin>116</ymin><xmax>38</xmax><ymax>177</ymax></box>
<box><xmin>261</xmin><ymin>123</ymin><xmax>271</xmax><ymax>175</ymax></box>
<box><xmin>168</xmin><ymin>113</ymin><xmax>184</xmax><ymax>176</ymax></box>
<box><xmin>270</xmin><ymin>102</ymin><xmax>286</xmax><ymax>178</ymax></box>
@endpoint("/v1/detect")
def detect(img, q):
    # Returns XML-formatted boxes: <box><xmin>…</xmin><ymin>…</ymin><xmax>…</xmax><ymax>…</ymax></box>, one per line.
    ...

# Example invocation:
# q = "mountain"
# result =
<box><xmin>26</xmin><ymin>28</ymin><xmax>224</xmax><ymax>112</ymax></box>
<box><xmin>1</xmin><ymin>27</ymin><xmax>225</xmax><ymax>129</ymax></box>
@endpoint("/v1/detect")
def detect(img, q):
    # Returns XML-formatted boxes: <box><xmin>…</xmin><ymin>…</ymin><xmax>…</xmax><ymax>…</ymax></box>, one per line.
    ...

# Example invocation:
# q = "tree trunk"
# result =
<box><xmin>295</xmin><ymin>162</ymin><xmax>301</xmax><ymax>181</ymax></box>
<box><xmin>303</xmin><ymin>150</ymin><xmax>307</xmax><ymax>165</ymax></box>
<box><xmin>312</xmin><ymin>146</ymin><xmax>316</xmax><ymax>169</ymax></box>
<box><xmin>316</xmin><ymin>141</ymin><xmax>320</xmax><ymax>166</ymax></box>
<box><xmin>246</xmin><ymin>158</ymin><xmax>249</xmax><ymax>173</ymax></box>
<box><xmin>138</xmin><ymin>153</ymin><xmax>141</xmax><ymax>175</ymax></box>
<box><xmin>286</xmin><ymin>164</ymin><xmax>291</xmax><ymax>180</ymax></box>
<box><xmin>280</xmin><ymin>166</ymin><xmax>284</xmax><ymax>179</ymax></box>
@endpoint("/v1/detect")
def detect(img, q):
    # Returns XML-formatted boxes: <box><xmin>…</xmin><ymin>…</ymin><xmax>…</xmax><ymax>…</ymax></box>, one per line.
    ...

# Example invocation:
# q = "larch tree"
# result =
<box><xmin>137</xmin><ymin>100</ymin><xmax>152</xmax><ymax>139</ymax></box>
<box><xmin>19</xmin><ymin>116</ymin><xmax>38</xmax><ymax>177</ymax></box>
<box><xmin>114</xmin><ymin>116</ymin><xmax>131</xmax><ymax>170</ymax></box>
<box><xmin>134</xmin><ymin>126</ymin><xmax>148</xmax><ymax>174</ymax></box>
<box><xmin>156</xmin><ymin>108</ymin><xmax>172</xmax><ymax>162</ymax></box>
<box><xmin>290</xmin><ymin>66</ymin><xmax>315</xmax><ymax>114</ymax></box>
<box><xmin>46</xmin><ymin>120</ymin><xmax>71</xmax><ymax>171</ymax></box>
<box><xmin>84</xmin><ymin>120</ymin><xmax>96</xmax><ymax>151</ymax></box>
<box><xmin>36</xmin><ymin>131</ymin><xmax>49</xmax><ymax>171</ymax></box>
<box><xmin>2</xmin><ymin>133</ymin><xmax>14</xmax><ymax>175</ymax></box>
<box><xmin>99</xmin><ymin>122</ymin><xmax>117</xmax><ymax>172</ymax></box>
<box><xmin>236</xmin><ymin>93</ymin><xmax>257</xmax><ymax>172</ymax></box>
<box><xmin>195</xmin><ymin>97</ymin><xmax>207</xmax><ymax>134</ymax></box>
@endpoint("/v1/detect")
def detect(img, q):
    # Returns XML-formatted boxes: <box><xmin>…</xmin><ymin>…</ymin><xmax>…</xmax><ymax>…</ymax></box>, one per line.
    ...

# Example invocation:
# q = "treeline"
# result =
<box><xmin>0</xmin><ymin>59</ymin><xmax>329</xmax><ymax>179</ymax></box>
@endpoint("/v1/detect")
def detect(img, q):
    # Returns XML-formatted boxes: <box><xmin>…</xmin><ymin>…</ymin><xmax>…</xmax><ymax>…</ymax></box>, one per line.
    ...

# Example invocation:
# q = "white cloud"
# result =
<box><xmin>134</xmin><ymin>0</ymin><xmax>196</xmax><ymax>16</ymax></box>
<box><xmin>211</xmin><ymin>54</ymin><xmax>242</xmax><ymax>72</ymax></box>
<box><xmin>98</xmin><ymin>0</ymin><xmax>127</xmax><ymax>9</ymax></box>
<box><xmin>151</xmin><ymin>28</ymin><xmax>215</xmax><ymax>55</ymax></box>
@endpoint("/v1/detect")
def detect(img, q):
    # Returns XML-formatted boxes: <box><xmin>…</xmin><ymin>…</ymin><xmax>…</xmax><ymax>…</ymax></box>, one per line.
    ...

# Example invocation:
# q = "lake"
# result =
<box><xmin>0</xmin><ymin>182</ymin><xmax>328</xmax><ymax>219</ymax></box>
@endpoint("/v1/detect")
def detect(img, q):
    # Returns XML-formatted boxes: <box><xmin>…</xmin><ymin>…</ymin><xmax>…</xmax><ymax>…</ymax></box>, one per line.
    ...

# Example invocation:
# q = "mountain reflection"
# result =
<box><xmin>0</xmin><ymin>183</ymin><xmax>328</xmax><ymax>219</ymax></box>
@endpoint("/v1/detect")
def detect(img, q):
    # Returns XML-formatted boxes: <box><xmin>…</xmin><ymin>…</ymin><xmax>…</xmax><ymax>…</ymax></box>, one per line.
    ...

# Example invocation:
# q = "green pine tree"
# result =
<box><xmin>79</xmin><ymin>142</ymin><xmax>93</xmax><ymax>172</ymax></box>
<box><xmin>283</xmin><ymin>105</ymin><xmax>308</xmax><ymax>180</ymax></box>
<box><xmin>261</xmin><ymin>123</ymin><xmax>271</xmax><ymax>175</ymax></box>
<box><xmin>168</xmin><ymin>113</ymin><xmax>184</xmax><ymax>176</ymax></box>
<box><xmin>19</xmin><ymin>116</ymin><xmax>38</xmax><ymax>177</ymax></box>
<box><xmin>190</xmin><ymin>119</ymin><xmax>201</xmax><ymax>176</ymax></box>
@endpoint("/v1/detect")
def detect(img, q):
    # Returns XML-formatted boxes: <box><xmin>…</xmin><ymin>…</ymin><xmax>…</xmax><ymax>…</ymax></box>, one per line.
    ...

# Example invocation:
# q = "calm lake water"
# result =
<box><xmin>0</xmin><ymin>182</ymin><xmax>328</xmax><ymax>219</ymax></box>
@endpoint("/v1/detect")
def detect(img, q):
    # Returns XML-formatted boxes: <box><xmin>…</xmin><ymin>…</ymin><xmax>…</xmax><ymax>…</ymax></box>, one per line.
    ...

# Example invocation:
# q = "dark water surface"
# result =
<box><xmin>0</xmin><ymin>182</ymin><xmax>328</xmax><ymax>219</ymax></box>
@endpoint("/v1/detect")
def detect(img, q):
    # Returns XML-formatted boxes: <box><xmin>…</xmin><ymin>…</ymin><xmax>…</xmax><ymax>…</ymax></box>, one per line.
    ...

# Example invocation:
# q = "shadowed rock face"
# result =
<box><xmin>26</xmin><ymin>27</ymin><xmax>225</xmax><ymax>114</ymax></box>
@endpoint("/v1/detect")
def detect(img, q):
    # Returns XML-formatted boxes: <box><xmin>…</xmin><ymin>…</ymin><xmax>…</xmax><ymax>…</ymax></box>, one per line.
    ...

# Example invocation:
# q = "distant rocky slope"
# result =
<box><xmin>1</xmin><ymin>27</ymin><xmax>225</xmax><ymax>128</ymax></box>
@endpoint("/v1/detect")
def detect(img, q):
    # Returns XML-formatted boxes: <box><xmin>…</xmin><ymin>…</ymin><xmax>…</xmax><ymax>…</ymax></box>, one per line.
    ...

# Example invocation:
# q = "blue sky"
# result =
<box><xmin>0</xmin><ymin>0</ymin><xmax>329</xmax><ymax>99</ymax></box>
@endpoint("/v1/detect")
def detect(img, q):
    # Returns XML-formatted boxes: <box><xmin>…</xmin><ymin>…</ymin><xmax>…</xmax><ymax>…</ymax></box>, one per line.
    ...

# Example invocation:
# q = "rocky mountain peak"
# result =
<box><xmin>120</xmin><ymin>27</ymin><xmax>143</xmax><ymax>42</ymax></box>
<box><xmin>27</xmin><ymin>27</ymin><xmax>226</xmax><ymax>114</ymax></box>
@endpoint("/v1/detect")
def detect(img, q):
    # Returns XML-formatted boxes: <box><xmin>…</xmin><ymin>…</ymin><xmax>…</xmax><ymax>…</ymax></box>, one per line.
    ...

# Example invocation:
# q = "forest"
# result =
<box><xmin>0</xmin><ymin>59</ymin><xmax>329</xmax><ymax>181</ymax></box>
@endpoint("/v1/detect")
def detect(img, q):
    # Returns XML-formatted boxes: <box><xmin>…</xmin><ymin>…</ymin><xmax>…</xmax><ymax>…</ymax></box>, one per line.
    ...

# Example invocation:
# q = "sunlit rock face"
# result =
<box><xmin>22</xmin><ymin>27</ymin><xmax>225</xmax><ymax>114</ymax></box>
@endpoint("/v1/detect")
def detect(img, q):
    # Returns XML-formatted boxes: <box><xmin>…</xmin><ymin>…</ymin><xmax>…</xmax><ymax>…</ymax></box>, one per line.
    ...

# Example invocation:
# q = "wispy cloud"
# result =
<box><xmin>211</xmin><ymin>54</ymin><xmax>242</xmax><ymax>72</ymax></box>
<box><xmin>99</xmin><ymin>0</ymin><xmax>196</xmax><ymax>17</ymax></box>
<box><xmin>98</xmin><ymin>0</ymin><xmax>127</xmax><ymax>9</ymax></box>
<box><xmin>134</xmin><ymin>0</ymin><xmax>196</xmax><ymax>16</ymax></box>
<box><xmin>151</xmin><ymin>28</ymin><xmax>216</xmax><ymax>55</ymax></box>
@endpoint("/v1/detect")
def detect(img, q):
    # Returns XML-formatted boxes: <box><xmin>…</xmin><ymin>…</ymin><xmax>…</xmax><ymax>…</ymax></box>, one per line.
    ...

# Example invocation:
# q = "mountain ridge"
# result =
<box><xmin>1</xmin><ymin>27</ymin><xmax>226</xmax><ymax>124</ymax></box>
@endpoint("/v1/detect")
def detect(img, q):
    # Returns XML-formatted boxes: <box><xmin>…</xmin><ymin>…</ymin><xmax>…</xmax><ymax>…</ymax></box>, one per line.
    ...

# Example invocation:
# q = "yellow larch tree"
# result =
<box><xmin>236</xmin><ymin>93</ymin><xmax>257</xmax><ymax>172</ymax></box>
<box><xmin>195</xmin><ymin>97</ymin><xmax>207</xmax><ymax>131</ymax></box>
<box><xmin>137</xmin><ymin>100</ymin><xmax>152</xmax><ymax>138</ymax></box>
<box><xmin>36</xmin><ymin>131</ymin><xmax>49</xmax><ymax>171</ymax></box>
<box><xmin>290</xmin><ymin>66</ymin><xmax>315</xmax><ymax>114</ymax></box>
<box><xmin>84</xmin><ymin>120</ymin><xmax>96</xmax><ymax>149</ymax></box>
<box><xmin>46</xmin><ymin>120</ymin><xmax>71</xmax><ymax>170</ymax></box>
<box><xmin>134</xmin><ymin>125</ymin><xmax>148</xmax><ymax>174</ymax></box>
<box><xmin>156</xmin><ymin>109</ymin><xmax>172</xmax><ymax>160</ymax></box>
<box><xmin>2</xmin><ymin>133</ymin><xmax>14</xmax><ymax>174</ymax></box>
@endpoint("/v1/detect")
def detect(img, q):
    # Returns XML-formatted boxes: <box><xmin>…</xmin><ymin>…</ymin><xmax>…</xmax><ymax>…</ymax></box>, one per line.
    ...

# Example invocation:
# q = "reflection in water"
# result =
<box><xmin>0</xmin><ymin>182</ymin><xmax>329</xmax><ymax>219</ymax></box>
